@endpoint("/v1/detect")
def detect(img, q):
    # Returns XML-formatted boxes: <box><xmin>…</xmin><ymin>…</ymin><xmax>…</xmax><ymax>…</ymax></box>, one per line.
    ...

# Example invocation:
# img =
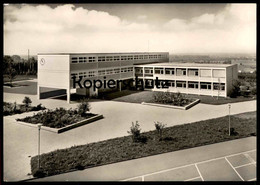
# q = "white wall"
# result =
<box><xmin>38</xmin><ymin>55</ymin><xmax>70</xmax><ymax>89</ymax></box>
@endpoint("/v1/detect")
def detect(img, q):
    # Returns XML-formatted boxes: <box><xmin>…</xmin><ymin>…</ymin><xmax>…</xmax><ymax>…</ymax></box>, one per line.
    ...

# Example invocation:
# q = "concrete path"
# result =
<box><xmin>3</xmin><ymin>92</ymin><xmax>256</xmax><ymax>181</ymax></box>
<box><xmin>30</xmin><ymin>136</ymin><xmax>256</xmax><ymax>181</ymax></box>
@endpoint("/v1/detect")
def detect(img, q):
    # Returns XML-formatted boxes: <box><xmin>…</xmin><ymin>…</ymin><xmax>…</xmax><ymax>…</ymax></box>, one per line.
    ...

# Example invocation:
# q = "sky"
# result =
<box><xmin>3</xmin><ymin>3</ymin><xmax>256</xmax><ymax>55</ymax></box>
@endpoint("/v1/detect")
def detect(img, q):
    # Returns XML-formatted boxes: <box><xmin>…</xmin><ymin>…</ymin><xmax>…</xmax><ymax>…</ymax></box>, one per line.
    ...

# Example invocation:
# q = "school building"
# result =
<box><xmin>37</xmin><ymin>52</ymin><xmax>237</xmax><ymax>103</ymax></box>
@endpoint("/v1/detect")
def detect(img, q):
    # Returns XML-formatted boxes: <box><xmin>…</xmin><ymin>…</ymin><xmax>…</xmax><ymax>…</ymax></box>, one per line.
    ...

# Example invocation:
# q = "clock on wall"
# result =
<box><xmin>40</xmin><ymin>58</ymin><xmax>45</xmax><ymax>65</ymax></box>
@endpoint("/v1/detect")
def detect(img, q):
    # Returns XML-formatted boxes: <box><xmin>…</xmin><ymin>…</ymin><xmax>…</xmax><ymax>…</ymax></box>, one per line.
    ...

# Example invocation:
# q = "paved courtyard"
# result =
<box><xmin>3</xmin><ymin>90</ymin><xmax>257</xmax><ymax>181</ymax></box>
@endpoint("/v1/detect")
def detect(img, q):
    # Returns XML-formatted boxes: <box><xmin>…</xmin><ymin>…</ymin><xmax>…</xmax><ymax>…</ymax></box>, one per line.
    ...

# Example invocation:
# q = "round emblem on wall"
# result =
<box><xmin>40</xmin><ymin>58</ymin><xmax>45</xmax><ymax>65</ymax></box>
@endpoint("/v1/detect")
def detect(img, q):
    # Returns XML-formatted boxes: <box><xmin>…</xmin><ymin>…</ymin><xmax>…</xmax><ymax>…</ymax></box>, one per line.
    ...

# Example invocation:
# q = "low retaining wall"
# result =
<box><xmin>16</xmin><ymin>114</ymin><xmax>104</xmax><ymax>134</ymax></box>
<box><xmin>141</xmin><ymin>99</ymin><xmax>200</xmax><ymax>110</ymax></box>
<box><xmin>40</xmin><ymin>89</ymin><xmax>66</xmax><ymax>99</ymax></box>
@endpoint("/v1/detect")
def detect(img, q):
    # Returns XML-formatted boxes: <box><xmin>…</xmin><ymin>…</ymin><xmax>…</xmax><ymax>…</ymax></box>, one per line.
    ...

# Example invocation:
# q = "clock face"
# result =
<box><xmin>40</xmin><ymin>58</ymin><xmax>45</xmax><ymax>65</ymax></box>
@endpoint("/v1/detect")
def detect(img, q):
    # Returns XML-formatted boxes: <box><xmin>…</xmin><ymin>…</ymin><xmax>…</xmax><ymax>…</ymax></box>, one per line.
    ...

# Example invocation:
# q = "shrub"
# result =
<box><xmin>75</xmin><ymin>163</ymin><xmax>85</xmax><ymax>170</ymax></box>
<box><xmin>154</xmin><ymin>121</ymin><xmax>166</xmax><ymax>140</ymax></box>
<box><xmin>229</xmin><ymin>80</ymin><xmax>241</xmax><ymax>98</ymax></box>
<box><xmin>23</xmin><ymin>96</ymin><xmax>32</xmax><ymax>107</ymax></box>
<box><xmin>36</xmin><ymin>103</ymin><xmax>43</xmax><ymax>110</ymax></box>
<box><xmin>230</xmin><ymin>127</ymin><xmax>238</xmax><ymax>136</ymax></box>
<box><xmin>127</xmin><ymin>121</ymin><xmax>141</xmax><ymax>142</ymax></box>
<box><xmin>153</xmin><ymin>91</ymin><xmax>189</xmax><ymax>106</ymax></box>
<box><xmin>33</xmin><ymin>168</ymin><xmax>46</xmax><ymax>178</ymax></box>
<box><xmin>78</xmin><ymin>99</ymin><xmax>91</xmax><ymax>116</ymax></box>
<box><xmin>251</xmin><ymin>87</ymin><xmax>256</xmax><ymax>95</ymax></box>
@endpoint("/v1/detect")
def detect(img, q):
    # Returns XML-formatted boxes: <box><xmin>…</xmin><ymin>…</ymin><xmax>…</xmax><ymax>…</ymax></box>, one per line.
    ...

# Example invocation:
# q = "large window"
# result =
<box><xmin>144</xmin><ymin>67</ymin><xmax>153</xmax><ymax>77</ymax></box>
<box><xmin>188</xmin><ymin>69</ymin><xmax>199</xmax><ymax>76</ymax></box>
<box><xmin>127</xmin><ymin>67</ymin><xmax>133</xmax><ymax>72</ymax></box>
<box><xmin>155</xmin><ymin>68</ymin><xmax>164</xmax><ymax>74</ymax></box>
<box><xmin>138</xmin><ymin>55</ymin><xmax>144</xmax><ymax>60</ymax></box>
<box><xmin>168</xmin><ymin>80</ymin><xmax>175</xmax><ymax>87</ymax></box>
<box><xmin>134</xmin><ymin>55</ymin><xmax>139</xmax><ymax>60</ymax></box>
<box><xmin>98</xmin><ymin>70</ymin><xmax>106</xmax><ymax>76</ymax></box>
<box><xmin>188</xmin><ymin>81</ymin><xmax>199</xmax><ymax>89</ymax></box>
<box><xmin>121</xmin><ymin>68</ymin><xmax>128</xmax><ymax>73</ymax></box>
<box><xmin>114</xmin><ymin>56</ymin><xmax>120</xmax><ymax>61</ymax></box>
<box><xmin>88</xmin><ymin>57</ymin><xmax>96</xmax><ymax>62</ymax></box>
<box><xmin>114</xmin><ymin>68</ymin><xmax>120</xmax><ymax>74</ymax></box>
<box><xmin>88</xmin><ymin>71</ymin><xmax>96</xmax><ymax>77</ymax></box>
<box><xmin>78</xmin><ymin>57</ymin><xmax>86</xmax><ymax>63</ymax></box>
<box><xmin>127</xmin><ymin>56</ymin><xmax>133</xmax><ymax>60</ymax></box>
<box><xmin>106</xmin><ymin>56</ymin><xmax>114</xmax><ymax>61</ymax></box>
<box><xmin>79</xmin><ymin>72</ymin><xmax>84</xmax><ymax>78</ymax></box>
<box><xmin>165</xmin><ymin>68</ymin><xmax>175</xmax><ymax>75</ymax></box>
<box><xmin>213</xmin><ymin>83</ymin><xmax>225</xmax><ymax>91</ymax></box>
<box><xmin>135</xmin><ymin>67</ymin><xmax>143</xmax><ymax>74</ymax></box>
<box><xmin>71</xmin><ymin>73</ymin><xmax>78</xmax><ymax>79</ymax></box>
<box><xmin>71</xmin><ymin>57</ymin><xmax>78</xmax><ymax>63</ymax></box>
<box><xmin>98</xmin><ymin>56</ymin><xmax>106</xmax><ymax>62</ymax></box>
<box><xmin>106</xmin><ymin>69</ymin><xmax>114</xmax><ymax>74</ymax></box>
<box><xmin>121</xmin><ymin>56</ymin><xmax>127</xmax><ymax>61</ymax></box>
<box><xmin>176</xmin><ymin>68</ymin><xmax>187</xmax><ymax>76</ymax></box>
<box><xmin>176</xmin><ymin>81</ymin><xmax>186</xmax><ymax>88</ymax></box>
<box><xmin>144</xmin><ymin>67</ymin><xmax>153</xmax><ymax>74</ymax></box>
<box><xmin>200</xmin><ymin>82</ymin><xmax>211</xmax><ymax>90</ymax></box>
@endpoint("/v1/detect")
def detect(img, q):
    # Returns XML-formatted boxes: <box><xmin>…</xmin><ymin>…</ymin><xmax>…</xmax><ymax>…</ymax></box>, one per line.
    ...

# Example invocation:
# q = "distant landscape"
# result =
<box><xmin>3</xmin><ymin>53</ymin><xmax>256</xmax><ymax>75</ymax></box>
<box><xmin>169</xmin><ymin>53</ymin><xmax>256</xmax><ymax>73</ymax></box>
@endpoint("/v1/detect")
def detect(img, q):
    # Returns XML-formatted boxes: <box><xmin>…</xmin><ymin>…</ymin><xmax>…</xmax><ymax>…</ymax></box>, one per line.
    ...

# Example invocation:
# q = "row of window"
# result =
<box><xmin>136</xmin><ymin>67</ymin><xmax>224</xmax><ymax>78</ymax></box>
<box><xmin>70</xmin><ymin>67</ymin><xmax>133</xmax><ymax>79</ymax></box>
<box><xmin>71</xmin><ymin>57</ymin><xmax>96</xmax><ymax>63</ymax></box>
<box><xmin>142</xmin><ymin>80</ymin><xmax>225</xmax><ymax>90</ymax></box>
<box><xmin>71</xmin><ymin>54</ymin><xmax>168</xmax><ymax>63</ymax></box>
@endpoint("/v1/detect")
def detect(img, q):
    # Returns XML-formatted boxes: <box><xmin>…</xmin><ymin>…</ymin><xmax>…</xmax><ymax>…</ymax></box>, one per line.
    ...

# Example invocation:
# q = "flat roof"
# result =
<box><xmin>38</xmin><ymin>52</ymin><xmax>169</xmax><ymax>55</ymax></box>
<box><xmin>135</xmin><ymin>62</ymin><xmax>236</xmax><ymax>68</ymax></box>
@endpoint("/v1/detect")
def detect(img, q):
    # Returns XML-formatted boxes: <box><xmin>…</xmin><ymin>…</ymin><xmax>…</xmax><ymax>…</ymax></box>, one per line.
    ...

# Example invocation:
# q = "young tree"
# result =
<box><xmin>23</xmin><ymin>96</ymin><xmax>32</xmax><ymax>108</ymax></box>
<box><xmin>127</xmin><ymin>121</ymin><xmax>141</xmax><ymax>142</ymax></box>
<box><xmin>77</xmin><ymin>98</ymin><xmax>91</xmax><ymax>116</ymax></box>
<box><xmin>154</xmin><ymin>121</ymin><xmax>166</xmax><ymax>140</ymax></box>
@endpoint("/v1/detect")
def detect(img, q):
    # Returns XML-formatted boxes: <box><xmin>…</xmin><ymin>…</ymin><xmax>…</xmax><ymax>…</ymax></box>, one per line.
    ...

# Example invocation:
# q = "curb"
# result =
<box><xmin>16</xmin><ymin>114</ymin><xmax>104</xmax><ymax>134</ymax></box>
<box><xmin>141</xmin><ymin>99</ymin><xmax>200</xmax><ymax>110</ymax></box>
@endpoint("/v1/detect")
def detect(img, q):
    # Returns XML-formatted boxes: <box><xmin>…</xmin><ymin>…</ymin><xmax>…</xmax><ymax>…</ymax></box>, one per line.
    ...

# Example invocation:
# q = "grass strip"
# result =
<box><xmin>31</xmin><ymin>111</ymin><xmax>256</xmax><ymax>177</ymax></box>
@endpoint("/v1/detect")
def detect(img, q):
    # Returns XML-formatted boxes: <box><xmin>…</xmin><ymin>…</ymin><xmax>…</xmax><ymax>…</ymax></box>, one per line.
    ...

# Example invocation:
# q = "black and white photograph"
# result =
<box><xmin>3</xmin><ymin>3</ymin><xmax>257</xmax><ymax>182</ymax></box>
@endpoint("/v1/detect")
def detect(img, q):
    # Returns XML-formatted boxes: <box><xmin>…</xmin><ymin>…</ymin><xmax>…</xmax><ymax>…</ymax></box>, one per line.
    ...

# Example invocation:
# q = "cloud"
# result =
<box><xmin>3</xmin><ymin>4</ymin><xmax>256</xmax><ymax>55</ymax></box>
<box><xmin>137</xmin><ymin>15</ymin><xmax>147</xmax><ymax>20</ymax></box>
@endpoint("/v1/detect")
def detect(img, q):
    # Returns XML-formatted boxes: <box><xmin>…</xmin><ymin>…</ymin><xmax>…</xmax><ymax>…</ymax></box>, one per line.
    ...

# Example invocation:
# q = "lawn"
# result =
<box><xmin>183</xmin><ymin>94</ymin><xmax>256</xmax><ymax>105</ymax></box>
<box><xmin>111</xmin><ymin>90</ymin><xmax>256</xmax><ymax>105</ymax></box>
<box><xmin>112</xmin><ymin>91</ymin><xmax>163</xmax><ymax>104</ymax></box>
<box><xmin>3</xmin><ymin>75</ymin><xmax>37</xmax><ymax>83</ymax></box>
<box><xmin>31</xmin><ymin>111</ymin><xmax>256</xmax><ymax>178</ymax></box>
<box><xmin>4</xmin><ymin>81</ymin><xmax>37</xmax><ymax>95</ymax></box>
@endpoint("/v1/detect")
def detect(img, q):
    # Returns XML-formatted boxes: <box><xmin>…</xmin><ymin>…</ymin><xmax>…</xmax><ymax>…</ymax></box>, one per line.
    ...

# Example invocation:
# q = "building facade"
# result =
<box><xmin>135</xmin><ymin>63</ymin><xmax>238</xmax><ymax>97</ymax></box>
<box><xmin>38</xmin><ymin>52</ymin><xmax>237</xmax><ymax>103</ymax></box>
<box><xmin>37</xmin><ymin>52</ymin><xmax>169</xmax><ymax>103</ymax></box>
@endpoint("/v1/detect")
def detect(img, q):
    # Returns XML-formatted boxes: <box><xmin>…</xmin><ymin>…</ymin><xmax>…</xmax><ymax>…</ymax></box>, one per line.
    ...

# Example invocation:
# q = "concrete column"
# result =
<box><xmin>119</xmin><ymin>81</ymin><xmax>122</xmax><ymax>91</ymax></box>
<box><xmin>211</xmin><ymin>82</ymin><xmax>214</xmax><ymax>97</ymax></box>
<box><xmin>198</xmin><ymin>81</ymin><xmax>201</xmax><ymax>96</ymax></box>
<box><xmin>89</xmin><ymin>87</ymin><xmax>98</xmax><ymax>97</ymax></box>
<box><xmin>37</xmin><ymin>85</ymin><xmax>40</xmax><ymax>100</ymax></box>
<box><xmin>211</xmin><ymin>69</ymin><xmax>213</xmax><ymax>97</ymax></box>
<box><xmin>67</xmin><ymin>88</ymin><xmax>70</xmax><ymax>104</ymax></box>
<box><xmin>142</xmin><ymin>67</ymin><xmax>145</xmax><ymax>89</ymax></box>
